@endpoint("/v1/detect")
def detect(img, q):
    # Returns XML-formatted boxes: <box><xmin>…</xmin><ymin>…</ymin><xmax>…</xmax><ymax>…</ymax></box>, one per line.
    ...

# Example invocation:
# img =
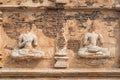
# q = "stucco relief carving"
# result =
<box><xmin>11</xmin><ymin>24</ymin><xmax>45</xmax><ymax>59</ymax></box>
<box><xmin>78</xmin><ymin>22</ymin><xmax>111</xmax><ymax>58</ymax></box>
<box><xmin>1</xmin><ymin>10</ymin><xmax>118</xmax><ymax>68</ymax></box>
<box><xmin>54</xmin><ymin>45</ymin><xmax>68</xmax><ymax>68</ymax></box>
<box><xmin>55</xmin><ymin>47</ymin><xmax>67</xmax><ymax>56</ymax></box>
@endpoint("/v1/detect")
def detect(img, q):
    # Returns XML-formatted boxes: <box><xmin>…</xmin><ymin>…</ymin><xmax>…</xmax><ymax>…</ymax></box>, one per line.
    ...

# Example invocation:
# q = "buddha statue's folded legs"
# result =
<box><xmin>78</xmin><ymin>46</ymin><xmax>110</xmax><ymax>58</ymax></box>
<box><xmin>11</xmin><ymin>49</ymin><xmax>45</xmax><ymax>58</ymax></box>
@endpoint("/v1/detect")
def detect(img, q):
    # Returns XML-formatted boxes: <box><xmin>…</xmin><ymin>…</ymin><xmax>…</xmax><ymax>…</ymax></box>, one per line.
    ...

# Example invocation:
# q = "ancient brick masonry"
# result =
<box><xmin>1</xmin><ymin>0</ymin><xmax>119</xmax><ymax>68</ymax></box>
<box><xmin>0</xmin><ymin>0</ymin><xmax>120</xmax><ymax>80</ymax></box>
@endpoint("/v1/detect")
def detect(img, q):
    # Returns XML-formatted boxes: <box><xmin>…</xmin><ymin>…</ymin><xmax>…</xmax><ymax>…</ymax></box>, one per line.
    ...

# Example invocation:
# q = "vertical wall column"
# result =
<box><xmin>0</xmin><ymin>11</ymin><xmax>3</xmax><ymax>68</ymax></box>
<box><xmin>54</xmin><ymin>3</ymin><xmax>69</xmax><ymax>69</ymax></box>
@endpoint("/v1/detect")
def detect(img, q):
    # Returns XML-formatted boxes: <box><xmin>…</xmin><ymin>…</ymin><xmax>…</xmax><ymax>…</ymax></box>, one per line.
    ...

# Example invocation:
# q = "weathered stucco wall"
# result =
<box><xmin>0</xmin><ymin>0</ymin><xmax>120</xmax><ymax>80</ymax></box>
<box><xmin>1</xmin><ymin>10</ymin><xmax>119</xmax><ymax>68</ymax></box>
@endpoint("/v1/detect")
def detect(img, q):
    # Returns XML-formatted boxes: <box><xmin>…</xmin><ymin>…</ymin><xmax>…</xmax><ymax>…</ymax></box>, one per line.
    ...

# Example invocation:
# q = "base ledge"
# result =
<box><xmin>0</xmin><ymin>68</ymin><xmax>120</xmax><ymax>77</ymax></box>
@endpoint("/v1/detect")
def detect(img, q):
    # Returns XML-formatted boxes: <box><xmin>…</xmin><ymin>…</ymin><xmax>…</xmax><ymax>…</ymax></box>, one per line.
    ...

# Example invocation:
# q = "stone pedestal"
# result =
<box><xmin>54</xmin><ymin>56</ymin><xmax>68</xmax><ymax>69</ymax></box>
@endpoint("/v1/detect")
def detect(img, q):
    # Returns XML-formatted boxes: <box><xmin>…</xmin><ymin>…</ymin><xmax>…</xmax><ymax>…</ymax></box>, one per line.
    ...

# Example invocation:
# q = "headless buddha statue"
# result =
<box><xmin>78</xmin><ymin>23</ymin><xmax>110</xmax><ymax>58</ymax></box>
<box><xmin>11</xmin><ymin>24</ymin><xmax>44</xmax><ymax>59</ymax></box>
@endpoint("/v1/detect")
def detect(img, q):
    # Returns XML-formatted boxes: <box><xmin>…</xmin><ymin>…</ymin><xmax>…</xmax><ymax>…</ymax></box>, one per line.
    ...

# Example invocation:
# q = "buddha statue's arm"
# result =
<box><xmin>33</xmin><ymin>35</ymin><xmax>37</xmax><ymax>46</ymax></box>
<box><xmin>18</xmin><ymin>36</ymin><xmax>27</xmax><ymax>48</ymax></box>
<box><xmin>98</xmin><ymin>34</ymin><xmax>103</xmax><ymax>46</ymax></box>
<box><xmin>82</xmin><ymin>34</ymin><xmax>88</xmax><ymax>46</ymax></box>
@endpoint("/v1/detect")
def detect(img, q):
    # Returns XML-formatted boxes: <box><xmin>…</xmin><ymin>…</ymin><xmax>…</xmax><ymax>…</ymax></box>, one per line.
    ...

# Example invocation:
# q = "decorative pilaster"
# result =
<box><xmin>0</xmin><ymin>11</ymin><xmax>3</xmax><ymax>68</ymax></box>
<box><xmin>54</xmin><ymin>1</ymin><xmax>69</xmax><ymax>69</ymax></box>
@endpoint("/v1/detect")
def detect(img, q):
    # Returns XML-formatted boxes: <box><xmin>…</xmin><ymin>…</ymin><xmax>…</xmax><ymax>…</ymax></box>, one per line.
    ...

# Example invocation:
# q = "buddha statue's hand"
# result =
<box><xmin>19</xmin><ymin>40</ymin><xmax>29</xmax><ymax>48</ymax></box>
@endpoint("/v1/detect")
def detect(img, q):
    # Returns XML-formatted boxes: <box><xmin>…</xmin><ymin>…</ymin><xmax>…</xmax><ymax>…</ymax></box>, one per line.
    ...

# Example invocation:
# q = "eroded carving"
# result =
<box><xmin>11</xmin><ymin>24</ymin><xmax>45</xmax><ymax>59</ymax></box>
<box><xmin>54</xmin><ymin>46</ymin><xmax>68</xmax><ymax>68</ymax></box>
<box><xmin>55</xmin><ymin>47</ymin><xmax>67</xmax><ymax>56</ymax></box>
<box><xmin>2</xmin><ymin>10</ymin><xmax>118</xmax><ymax>68</ymax></box>
<box><xmin>78</xmin><ymin>22</ymin><xmax>110</xmax><ymax>58</ymax></box>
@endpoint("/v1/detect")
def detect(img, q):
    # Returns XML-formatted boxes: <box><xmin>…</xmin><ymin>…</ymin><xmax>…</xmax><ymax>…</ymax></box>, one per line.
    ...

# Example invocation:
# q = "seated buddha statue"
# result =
<box><xmin>11</xmin><ymin>24</ymin><xmax>44</xmax><ymax>59</ymax></box>
<box><xmin>78</xmin><ymin>23</ymin><xmax>110</xmax><ymax>58</ymax></box>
